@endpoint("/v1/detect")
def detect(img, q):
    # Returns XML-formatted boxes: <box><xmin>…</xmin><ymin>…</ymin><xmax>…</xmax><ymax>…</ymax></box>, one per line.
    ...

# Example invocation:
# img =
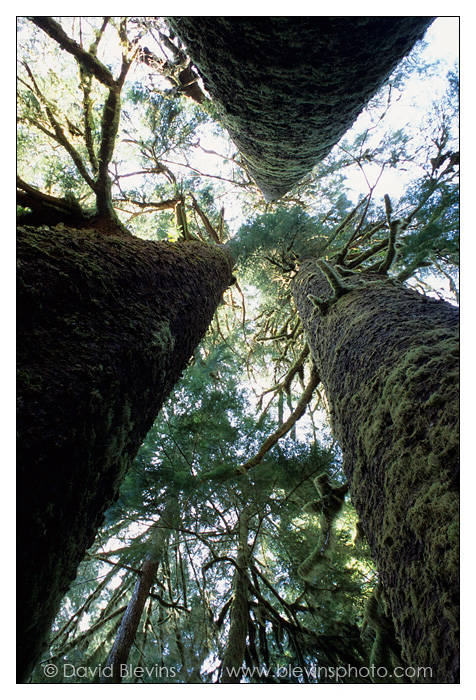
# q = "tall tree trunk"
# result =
<box><xmin>292</xmin><ymin>261</ymin><xmax>459</xmax><ymax>683</ymax></box>
<box><xmin>220</xmin><ymin>507</ymin><xmax>253</xmax><ymax>683</ymax></box>
<box><xmin>100</xmin><ymin>500</ymin><xmax>177</xmax><ymax>683</ymax></box>
<box><xmin>17</xmin><ymin>223</ymin><xmax>234</xmax><ymax>682</ymax></box>
<box><xmin>169</xmin><ymin>17</ymin><xmax>434</xmax><ymax>200</ymax></box>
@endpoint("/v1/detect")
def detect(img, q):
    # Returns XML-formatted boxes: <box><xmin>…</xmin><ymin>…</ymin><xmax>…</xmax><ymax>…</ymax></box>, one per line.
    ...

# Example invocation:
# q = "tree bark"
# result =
<box><xmin>100</xmin><ymin>500</ymin><xmax>177</xmax><ymax>683</ymax></box>
<box><xmin>100</xmin><ymin>558</ymin><xmax>159</xmax><ymax>683</ymax></box>
<box><xmin>292</xmin><ymin>261</ymin><xmax>459</xmax><ymax>683</ymax></box>
<box><xmin>220</xmin><ymin>508</ymin><xmax>252</xmax><ymax>683</ymax></box>
<box><xmin>168</xmin><ymin>17</ymin><xmax>434</xmax><ymax>201</ymax></box>
<box><xmin>17</xmin><ymin>223</ymin><xmax>235</xmax><ymax>682</ymax></box>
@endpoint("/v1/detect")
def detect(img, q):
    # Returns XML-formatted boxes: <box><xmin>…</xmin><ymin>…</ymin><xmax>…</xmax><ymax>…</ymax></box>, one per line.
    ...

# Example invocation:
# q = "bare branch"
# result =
<box><xmin>114</xmin><ymin>195</ymin><xmax>181</xmax><ymax>211</ymax></box>
<box><xmin>190</xmin><ymin>193</ymin><xmax>221</xmax><ymax>243</ymax></box>
<box><xmin>346</xmin><ymin>239</ymin><xmax>389</xmax><ymax>269</ymax></box>
<box><xmin>239</xmin><ymin>366</ymin><xmax>320</xmax><ymax>474</ymax></box>
<box><xmin>317</xmin><ymin>195</ymin><xmax>368</xmax><ymax>258</ymax></box>
<box><xmin>17</xmin><ymin>176</ymin><xmax>85</xmax><ymax>224</ymax></box>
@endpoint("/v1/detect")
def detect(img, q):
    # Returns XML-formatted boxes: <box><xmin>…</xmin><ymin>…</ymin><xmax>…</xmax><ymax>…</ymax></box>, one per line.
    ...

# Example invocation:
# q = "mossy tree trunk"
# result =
<box><xmin>168</xmin><ymin>17</ymin><xmax>434</xmax><ymax>201</ymax></box>
<box><xmin>17</xmin><ymin>223</ymin><xmax>235</xmax><ymax>682</ymax></box>
<box><xmin>292</xmin><ymin>261</ymin><xmax>459</xmax><ymax>683</ymax></box>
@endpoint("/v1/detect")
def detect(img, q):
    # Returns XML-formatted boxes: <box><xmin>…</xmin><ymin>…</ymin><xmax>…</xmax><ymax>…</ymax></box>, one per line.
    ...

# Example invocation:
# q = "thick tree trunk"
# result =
<box><xmin>17</xmin><ymin>223</ymin><xmax>234</xmax><ymax>682</ymax></box>
<box><xmin>169</xmin><ymin>17</ymin><xmax>434</xmax><ymax>201</ymax></box>
<box><xmin>292</xmin><ymin>261</ymin><xmax>459</xmax><ymax>683</ymax></box>
<box><xmin>220</xmin><ymin>508</ymin><xmax>252</xmax><ymax>683</ymax></box>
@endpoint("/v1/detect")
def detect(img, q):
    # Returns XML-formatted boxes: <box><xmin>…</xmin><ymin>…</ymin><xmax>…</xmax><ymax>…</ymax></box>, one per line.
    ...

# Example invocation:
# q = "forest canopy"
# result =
<box><xmin>16</xmin><ymin>16</ymin><xmax>459</xmax><ymax>685</ymax></box>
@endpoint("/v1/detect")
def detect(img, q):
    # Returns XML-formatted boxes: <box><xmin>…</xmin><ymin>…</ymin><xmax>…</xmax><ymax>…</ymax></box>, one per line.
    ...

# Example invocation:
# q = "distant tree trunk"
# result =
<box><xmin>100</xmin><ymin>500</ymin><xmax>177</xmax><ymax>683</ymax></box>
<box><xmin>17</xmin><ymin>222</ymin><xmax>235</xmax><ymax>682</ymax></box>
<box><xmin>220</xmin><ymin>507</ymin><xmax>252</xmax><ymax>683</ymax></box>
<box><xmin>101</xmin><ymin>558</ymin><xmax>159</xmax><ymax>683</ymax></box>
<box><xmin>292</xmin><ymin>261</ymin><xmax>459</xmax><ymax>683</ymax></box>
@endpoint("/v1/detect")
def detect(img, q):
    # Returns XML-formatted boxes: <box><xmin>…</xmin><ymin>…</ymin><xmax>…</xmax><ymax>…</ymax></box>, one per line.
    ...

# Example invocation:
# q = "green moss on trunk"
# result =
<box><xmin>17</xmin><ymin>224</ymin><xmax>234</xmax><ymax>682</ymax></box>
<box><xmin>169</xmin><ymin>17</ymin><xmax>434</xmax><ymax>200</ymax></box>
<box><xmin>292</xmin><ymin>262</ymin><xmax>459</xmax><ymax>683</ymax></box>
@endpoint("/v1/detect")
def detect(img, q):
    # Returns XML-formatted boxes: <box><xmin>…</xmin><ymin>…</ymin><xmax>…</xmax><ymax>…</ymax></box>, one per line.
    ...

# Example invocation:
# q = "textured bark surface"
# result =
<box><xmin>292</xmin><ymin>262</ymin><xmax>459</xmax><ymax>683</ymax></box>
<box><xmin>17</xmin><ymin>224</ymin><xmax>234</xmax><ymax>682</ymax></box>
<box><xmin>168</xmin><ymin>17</ymin><xmax>434</xmax><ymax>200</ymax></box>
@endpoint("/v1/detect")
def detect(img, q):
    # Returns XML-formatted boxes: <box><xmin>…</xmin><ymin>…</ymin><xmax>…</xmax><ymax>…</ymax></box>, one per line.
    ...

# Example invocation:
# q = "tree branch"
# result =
<box><xmin>114</xmin><ymin>195</ymin><xmax>181</xmax><ymax>211</ymax></box>
<box><xmin>95</xmin><ymin>87</ymin><xmax>122</xmax><ymax>217</ymax></box>
<box><xmin>30</xmin><ymin>16</ymin><xmax>117</xmax><ymax>88</ymax></box>
<box><xmin>17</xmin><ymin>177</ymin><xmax>81</xmax><ymax>215</ymax></box>
<box><xmin>21</xmin><ymin>61</ymin><xmax>96</xmax><ymax>190</ymax></box>
<box><xmin>190</xmin><ymin>193</ymin><xmax>221</xmax><ymax>243</ymax></box>
<box><xmin>239</xmin><ymin>366</ymin><xmax>320</xmax><ymax>473</ymax></box>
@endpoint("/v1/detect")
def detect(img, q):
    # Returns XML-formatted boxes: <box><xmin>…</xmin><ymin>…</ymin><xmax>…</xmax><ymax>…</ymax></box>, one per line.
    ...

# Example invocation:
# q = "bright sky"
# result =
<box><xmin>340</xmin><ymin>16</ymin><xmax>459</xmax><ymax>203</ymax></box>
<box><xmin>422</xmin><ymin>16</ymin><xmax>459</xmax><ymax>63</ymax></box>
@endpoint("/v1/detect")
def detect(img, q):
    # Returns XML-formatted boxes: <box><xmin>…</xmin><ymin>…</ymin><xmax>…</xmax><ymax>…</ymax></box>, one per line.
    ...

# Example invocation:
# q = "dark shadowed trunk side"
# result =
<box><xmin>220</xmin><ymin>507</ymin><xmax>252</xmax><ymax>683</ymax></box>
<box><xmin>292</xmin><ymin>261</ymin><xmax>459</xmax><ymax>683</ymax></box>
<box><xmin>17</xmin><ymin>223</ymin><xmax>234</xmax><ymax>682</ymax></box>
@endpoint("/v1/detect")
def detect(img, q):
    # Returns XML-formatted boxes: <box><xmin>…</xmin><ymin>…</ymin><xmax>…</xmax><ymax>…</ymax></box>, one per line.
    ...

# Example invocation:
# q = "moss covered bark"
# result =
<box><xmin>292</xmin><ymin>262</ymin><xmax>459</xmax><ymax>683</ymax></box>
<box><xmin>168</xmin><ymin>17</ymin><xmax>434</xmax><ymax>200</ymax></box>
<box><xmin>17</xmin><ymin>223</ymin><xmax>235</xmax><ymax>682</ymax></box>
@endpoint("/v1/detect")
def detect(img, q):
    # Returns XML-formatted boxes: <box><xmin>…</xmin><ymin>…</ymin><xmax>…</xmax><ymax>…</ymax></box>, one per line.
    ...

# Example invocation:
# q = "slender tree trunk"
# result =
<box><xmin>292</xmin><ymin>261</ymin><xmax>459</xmax><ymax>683</ymax></box>
<box><xmin>100</xmin><ymin>558</ymin><xmax>159</xmax><ymax>683</ymax></box>
<box><xmin>220</xmin><ymin>507</ymin><xmax>253</xmax><ymax>683</ymax></box>
<box><xmin>100</xmin><ymin>500</ymin><xmax>177</xmax><ymax>683</ymax></box>
<box><xmin>17</xmin><ymin>223</ymin><xmax>234</xmax><ymax>682</ymax></box>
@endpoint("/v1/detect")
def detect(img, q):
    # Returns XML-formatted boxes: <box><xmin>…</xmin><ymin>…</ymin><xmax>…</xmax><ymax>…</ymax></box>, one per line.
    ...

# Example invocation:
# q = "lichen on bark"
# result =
<box><xmin>17</xmin><ymin>223</ymin><xmax>235</xmax><ymax>681</ymax></box>
<box><xmin>292</xmin><ymin>261</ymin><xmax>459</xmax><ymax>683</ymax></box>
